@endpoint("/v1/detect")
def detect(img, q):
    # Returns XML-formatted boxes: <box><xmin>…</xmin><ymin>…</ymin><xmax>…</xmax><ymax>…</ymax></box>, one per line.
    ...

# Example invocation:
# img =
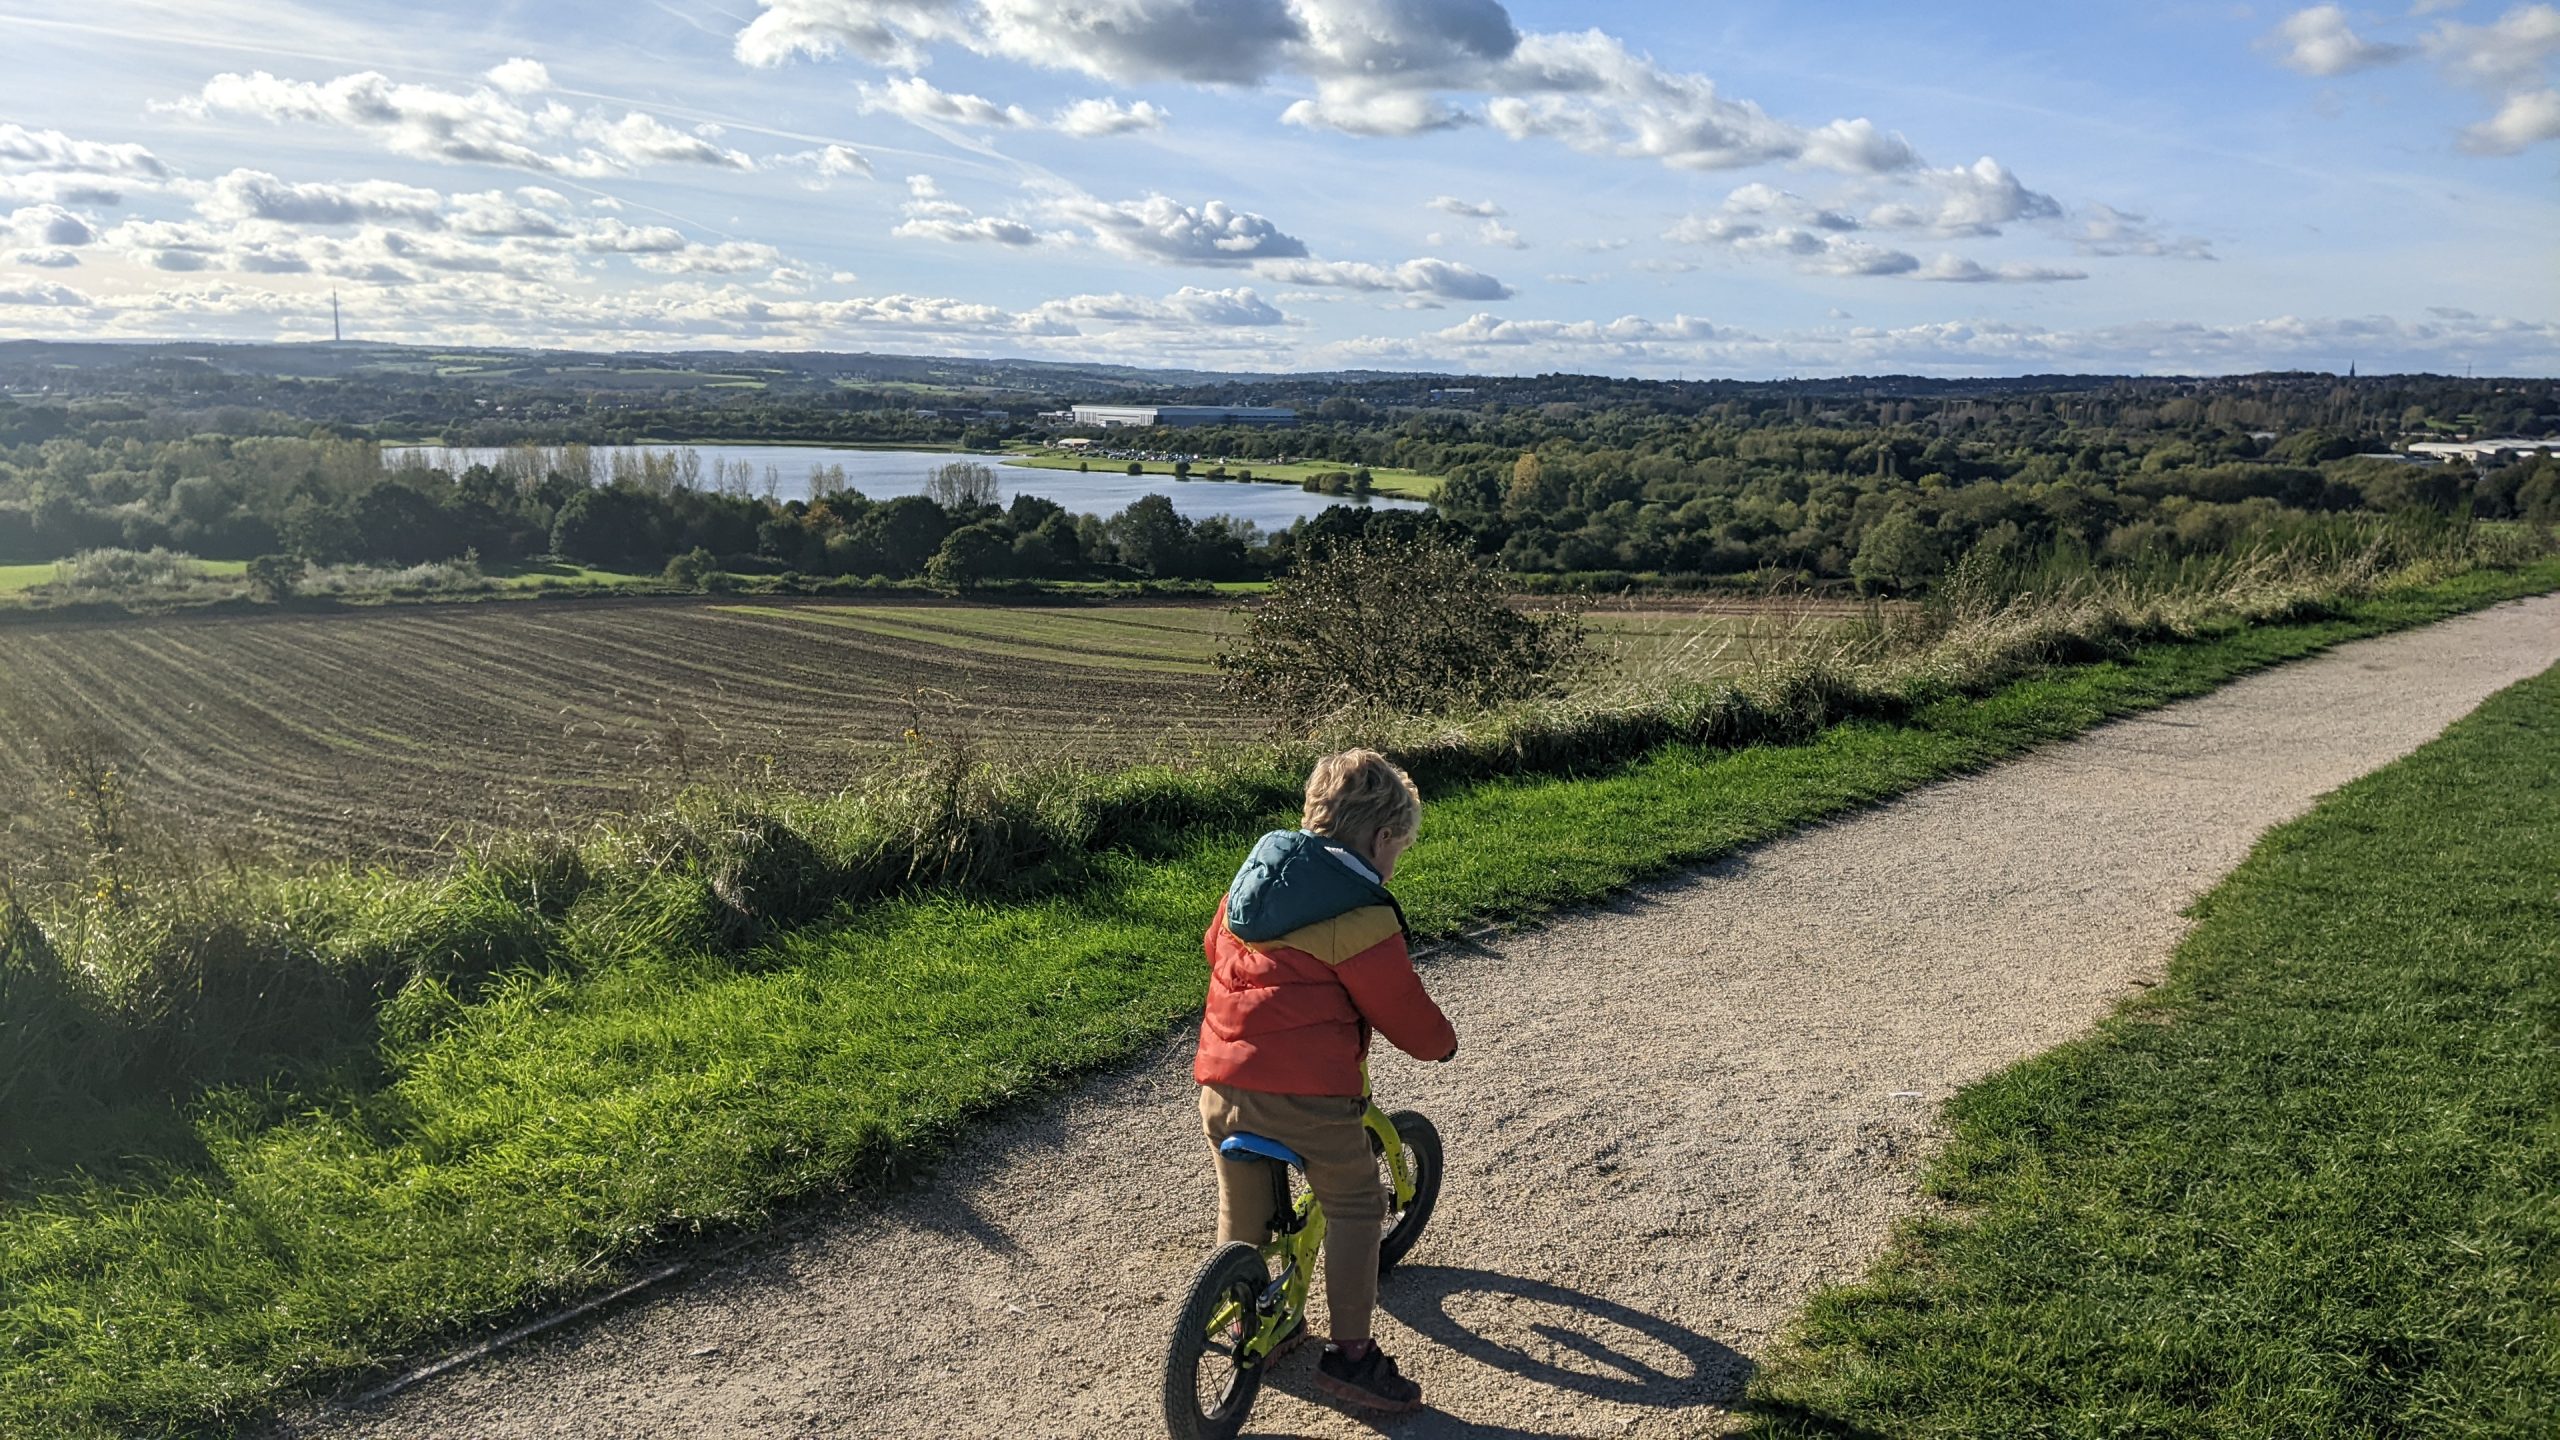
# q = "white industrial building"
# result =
<box><xmin>1068</xmin><ymin>404</ymin><xmax>1297</xmax><ymax>429</ymax></box>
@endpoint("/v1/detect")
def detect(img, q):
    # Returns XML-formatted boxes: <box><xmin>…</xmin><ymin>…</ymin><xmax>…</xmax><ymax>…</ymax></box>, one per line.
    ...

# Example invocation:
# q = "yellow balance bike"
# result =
<box><xmin>1160</xmin><ymin>1098</ymin><xmax>1442</xmax><ymax>1440</ymax></box>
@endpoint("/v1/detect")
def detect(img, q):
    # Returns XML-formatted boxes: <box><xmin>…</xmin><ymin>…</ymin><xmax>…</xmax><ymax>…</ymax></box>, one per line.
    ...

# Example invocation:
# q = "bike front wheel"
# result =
<box><xmin>1162</xmin><ymin>1241</ymin><xmax>1271</xmax><ymax>1440</ymax></box>
<box><xmin>1376</xmin><ymin>1108</ymin><xmax>1443</xmax><ymax>1273</ymax></box>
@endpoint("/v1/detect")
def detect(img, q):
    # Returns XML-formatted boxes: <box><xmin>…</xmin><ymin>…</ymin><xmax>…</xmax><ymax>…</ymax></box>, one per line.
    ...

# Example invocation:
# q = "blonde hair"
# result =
<box><xmin>1301</xmin><ymin>748</ymin><xmax>1421</xmax><ymax>846</ymax></box>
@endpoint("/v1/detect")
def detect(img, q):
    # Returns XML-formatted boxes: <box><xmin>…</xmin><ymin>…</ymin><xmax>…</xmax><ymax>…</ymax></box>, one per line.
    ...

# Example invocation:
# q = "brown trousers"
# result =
<box><xmin>1198</xmin><ymin>1083</ymin><xmax>1387</xmax><ymax>1344</ymax></box>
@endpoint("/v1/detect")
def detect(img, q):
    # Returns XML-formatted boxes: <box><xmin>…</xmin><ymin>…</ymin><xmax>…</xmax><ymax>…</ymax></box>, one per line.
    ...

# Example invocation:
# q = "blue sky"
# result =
<box><xmin>1</xmin><ymin>0</ymin><xmax>2554</xmax><ymax>375</ymax></box>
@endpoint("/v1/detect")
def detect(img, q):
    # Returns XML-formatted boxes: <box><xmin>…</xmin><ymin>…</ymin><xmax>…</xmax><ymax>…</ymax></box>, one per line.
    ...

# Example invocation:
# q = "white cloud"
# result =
<box><xmin>1053</xmin><ymin>97</ymin><xmax>1170</xmax><ymax>137</ymax></box>
<box><xmin>170</xmin><ymin>70</ymin><xmax>753</xmax><ymax>176</ymax></box>
<box><xmin>2460</xmin><ymin>85</ymin><xmax>2560</xmax><ymax>149</ymax></box>
<box><xmin>1884</xmin><ymin>158</ymin><xmax>2062</xmax><ymax>236</ymax></box>
<box><xmin>10</xmin><ymin>248</ymin><xmax>79</xmax><ymax>268</ymax></box>
<box><xmin>2074</xmin><ymin>203</ymin><xmax>2216</xmax><ymax>259</ymax></box>
<box><xmin>0</xmin><ymin>122</ymin><xmax>170</xmax><ymax>179</ymax></box>
<box><xmin>2269</xmin><ymin>5</ymin><xmax>2414</xmax><ymax>74</ymax></box>
<box><xmin>1056</xmin><ymin>192</ymin><xmax>1309</xmax><ymax>263</ymax></box>
<box><xmin>633</xmin><ymin>240</ymin><xmax>789</xmax><ymax>273</ymax></box>
<box><xmin>485</xmin><ymin>57</ymin><xmax>553</xmax><ymax>95</ymax></box>
<box><xmin>0</xmin><ymin>278</ymin><xmax>90</xmax><ymax>306</ymax></box>
<box><xmin>1428</xmin><ymin>195</ymin><xmax>1503</xmax><ymax>217</ymax></box>
<box><xmin>2424</xmin><ymin>4</ymin><xmax>2560</xmax><ymax>89</ymax></box>
<box><xmin>1024</xmin><ymin>285</ymin><xmax>1286</xmax><ymax>332</ymax></box>
<box><xmin>1914</xmin><ymin>254</ymin><xmax>2087</xmax><ymax>284</ymax></box>
<box><xmin>1476</xmin><ymin>219</ymin><xmax>1526</xmax><ymax>248</ymax></box>
<box><xmin>861</xmin><ymin>75</ymin><xmax>1035</xmax><ymax>128</ymax></box>
<box><xmin>892</xmin><ymin>174</ymin><xmax>1041</xmax><ymax>245</ymax></box>
<box><xmin>6</xmin><ymin>203</ymin><xmax>100</xmax><ymax>248</ymax></box>
<box><xmin>1250</xmin><ymin>255</ymin><xmax>1513</xmax><ymax>298</ymax></box>
<box><xmin>198</xmin><ymin>169</ymin><xmax>446</xmax><ymax>226</ymax></box>
<box><xmin>734</xmin><ymin>0</ymin><xmax>1934</xmax><ymax>175</ymax></box>
<box><xmin>446</xmin><ymin>187</ymin><xmax>576</xmax><ymax>237</ymax></box>
<box><xmin>1426</xmin><ymin>311</ymin><xmax>1735</xmax><ymax>347</ymax></box>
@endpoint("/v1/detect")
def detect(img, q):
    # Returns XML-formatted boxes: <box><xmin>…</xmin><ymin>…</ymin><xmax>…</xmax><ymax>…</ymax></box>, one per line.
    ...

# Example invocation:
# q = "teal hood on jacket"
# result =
<box><xmin>1223</xmin><ymin>829</ymin><xmax>1398</xmax><ymax>942</ymax></box>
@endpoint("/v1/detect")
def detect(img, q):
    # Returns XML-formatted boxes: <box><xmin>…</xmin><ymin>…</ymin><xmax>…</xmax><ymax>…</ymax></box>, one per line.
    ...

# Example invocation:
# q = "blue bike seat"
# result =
<box><xmin>1218</xmin><ymin>1132</ymin><xmax>1307</xmax><ymax>1169</ymax></box>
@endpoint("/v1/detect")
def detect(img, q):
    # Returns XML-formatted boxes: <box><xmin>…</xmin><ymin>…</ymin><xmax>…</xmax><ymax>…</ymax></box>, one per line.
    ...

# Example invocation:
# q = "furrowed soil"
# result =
<box><xmin>0</xmin><ymin>596</ymin><xmax>1825</xmax><ymax>866</ymax></box>
<box><xmin>0</xmin><ymin>600</ymin><xmax>1240</xmax><ymax>864</ymax></box>
<box><xmin>277</xmin><ymin>594</ymin><xmax>2560</xmax><ymax>1439</ymax></box>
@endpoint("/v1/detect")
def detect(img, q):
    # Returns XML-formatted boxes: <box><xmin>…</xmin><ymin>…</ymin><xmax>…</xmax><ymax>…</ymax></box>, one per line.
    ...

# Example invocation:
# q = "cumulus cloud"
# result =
<box><xmin>484</xmin><ymin>57</ymin><xmax>553</xmax><ymax>94</ymax></box>
<box><xmin>1426</xmin><ymin>311</ymin><xmax>1734</xmax><ymax>347</ymax></box>
<box><xmin>2424</xmin><ymin>3</ymin><xmax>2560</xmax><ymax>88</ymax></box>
<box><xmin>1056</xmin><ymin>192</ymin><xmax>1309</xmax><ymax>263</ymax></box>
<box><xmin>892</xmin><ymin>174</ymin><xmax>1041</xmax><ymax>244</ymax></box>
<box><xmin>0</xmin><ymin>278</ymin><xmax>90</xmax><ymax>306</ymax></box>
<box><xmin>1249</xmin><ymin>255</ymin><xmax>1513</xmax><ymax>299</ymax></box>
<box><xmin>771</xmin><ymin>143</ymin><xmax>875</xmax><ymax>184</ymax></box>
<box><xmin>1053</xmin><ymin>97</ymin><xmax>1170</xmax><ymax>136</ymax></box>
<box><xmin>1428</xmin><ymin>195</ymin><xmax>1503</xmax><ymax>217</ymax></box>
<box><xmin>862</xmin><ymin>75</ymin><xmax>1036</xmax><ymax>127</ymax></box>
<box><xmin>169</xmin><ymin>69</ymin><xmax>754</xmax><ymax>176</ymax></box>
<box><xmin>2461</xmin><ymin>85</ymin><xmax>2560</xmax><ymax>150</ymax></box>
<box><xmin>2266</xmin><ymin>3</ymin><xmax>2560</xmax><ymax>152</ymax></box>
<box><xmin>2269</xmin><ymin>5</ymin><xmax>2413</xmax><ymax>74</ymax></box>
<box><xmin>732</xmin><ymin>0</ymin><xmax>1935</xmax><ymax>176</ymax></box>
<box><xmin>6</xmin><ymin>203</ymin><xmax>100</xmax><ymax>248</ymax></box>
<box><xmin>198</xmin><ymin>169</ymin><xmax>445</xmax><ymax>226</ymax></box>
<box><xmin>1913</xmin><ymin>254</ymin><xmax>2086</xmax><ymax>284</ymax></box>
<box><xmin>0</xmin><ymin>122</ymin><xmax>170</xmax><ymax>179</ymax></box>
<box><xmin>1869</xmin><ymin>158</ymin><xmax>2061</xmax><ymax>236</ymax></box>
<box><xmin>1024</xmin><ymin>285</ymin><xmax>1286</xmax><ymax>332</ymax></box>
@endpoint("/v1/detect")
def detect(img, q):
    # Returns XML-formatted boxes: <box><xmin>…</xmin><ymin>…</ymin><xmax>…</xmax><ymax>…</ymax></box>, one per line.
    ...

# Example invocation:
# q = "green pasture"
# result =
<box><xmin>1746</xmin><ymin>655</ymin><xmax>2560</xmax><ymax>1436</ymax></box>
<box><xmin>0</xmin><ymin>558</ymin><xmax>248</xmax><ymax>597</ymax></box>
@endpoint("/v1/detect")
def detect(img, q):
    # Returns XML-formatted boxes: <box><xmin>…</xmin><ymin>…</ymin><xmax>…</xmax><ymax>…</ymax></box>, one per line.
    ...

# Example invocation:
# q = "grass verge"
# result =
<box><xmin>1741</xmin><ymin>657</ymin><xmax>2560</xmax><ymax>1437</ymax></box>
<box><xmin>3</xmin><ymin>564</ymin><xmax>2555</xmax><ymax>1437</ymax></box>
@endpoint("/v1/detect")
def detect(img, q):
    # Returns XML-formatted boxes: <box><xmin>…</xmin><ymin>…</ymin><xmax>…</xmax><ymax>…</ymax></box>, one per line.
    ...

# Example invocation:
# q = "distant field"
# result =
<box><xmin>0</xmin><ymin>596</ymin><xmax>1848</xmax><ymax>863</ymax></box>
<box><xmin>0</xmin><ymin>601</ymin><xmax>1240</xmax><ymax>863</ymax></box>
<box><xmin>0</xmin><ymin>559</ymin><xmax>250</xmax><ymax>596</ymax></box>
<box><xmin>1005</xmin><ymin>449</ymin><xmax>1445</xmax><ymax>499</ymax></box>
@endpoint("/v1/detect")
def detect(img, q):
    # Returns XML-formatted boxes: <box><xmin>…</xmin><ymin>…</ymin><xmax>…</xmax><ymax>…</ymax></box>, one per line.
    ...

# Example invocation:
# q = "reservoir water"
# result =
<box><xmin>383</xmin><ymin>445</ymin><xmax>1426</xmax><ymax>530</ymax></box>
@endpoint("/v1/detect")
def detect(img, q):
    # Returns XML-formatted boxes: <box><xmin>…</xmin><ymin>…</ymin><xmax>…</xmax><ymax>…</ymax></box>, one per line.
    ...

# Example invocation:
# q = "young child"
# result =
<box><xmin>1194</xmin><ymin>748</ymin><xmax>1458</xmax><ymax>1413</ymax></box>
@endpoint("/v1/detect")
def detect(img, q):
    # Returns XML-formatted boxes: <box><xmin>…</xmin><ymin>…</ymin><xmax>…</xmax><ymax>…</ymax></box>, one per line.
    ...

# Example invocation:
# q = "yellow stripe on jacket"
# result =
<box><xmin>1241</xmin><ymin>903</ymin><xmax>1404</xmax><ymax>967</ymax></box>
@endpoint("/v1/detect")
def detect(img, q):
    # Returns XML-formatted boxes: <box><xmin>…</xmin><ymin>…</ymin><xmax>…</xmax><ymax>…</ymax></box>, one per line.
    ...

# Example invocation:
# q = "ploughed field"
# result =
<box><xmin>0</xmin><ymin>596</ymin><xmax>1855</xmax><ymax>864</ymax></box>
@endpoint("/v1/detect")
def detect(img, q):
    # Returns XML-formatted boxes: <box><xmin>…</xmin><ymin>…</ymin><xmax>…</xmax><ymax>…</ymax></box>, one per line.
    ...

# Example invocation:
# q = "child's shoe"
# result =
<box><xmin>1314</xmin><ymin>1341</ymin><xmax>1422</xmax><ymax>1412</ymax></box>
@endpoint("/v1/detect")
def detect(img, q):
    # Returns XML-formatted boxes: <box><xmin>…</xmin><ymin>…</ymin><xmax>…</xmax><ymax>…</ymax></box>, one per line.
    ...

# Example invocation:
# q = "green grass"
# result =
<box><xmin>0</xmin><ymin>559</ymin><xmax>247</xmax><ymax>596</ymax></box>
<box><xmin>1743</xmin><ymin>657</ymin><xmax>2560</xmax><ymax>1438</ymax></box>
<box><xmin>5</xmin><ymin>564</ymin><xmax>2556</xmax><ymax>1437</ymax></box>
<box><xmin>1002</xmin><ymin>449</ymin><xmax>1445</xmax><ymax>499</ymax></box>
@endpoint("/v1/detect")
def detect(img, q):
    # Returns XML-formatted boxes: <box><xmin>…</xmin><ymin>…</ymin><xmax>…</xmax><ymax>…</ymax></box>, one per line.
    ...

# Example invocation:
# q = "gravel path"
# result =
<box><xmin>279</xmin><ymin>595</ymin><xmax>2560</xmax><ymax>1440</ymax></box>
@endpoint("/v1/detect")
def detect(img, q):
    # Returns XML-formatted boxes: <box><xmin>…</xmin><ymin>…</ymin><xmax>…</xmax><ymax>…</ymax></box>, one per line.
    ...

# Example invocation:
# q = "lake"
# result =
<box><xmin>382</xmin><ymin>444</ymin><xmax>1427</xmax><ymax>531</ymax></box>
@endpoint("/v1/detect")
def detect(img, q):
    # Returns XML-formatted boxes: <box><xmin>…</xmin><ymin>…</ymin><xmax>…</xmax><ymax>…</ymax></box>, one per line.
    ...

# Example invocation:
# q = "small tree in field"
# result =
<box><xmin>1217</xmin><ymin>530</ymin><xmax>1590</xmax><ymax>722</ymax></box>
<box><xmin>245</xmin><ymin>554</ymin><xmax>301</xmax><ymax>602</ymax></box>
<box><xmin>926</xmin><ymin>523</ymin><xmax>1009</xmax><ymax>591</ymax></box>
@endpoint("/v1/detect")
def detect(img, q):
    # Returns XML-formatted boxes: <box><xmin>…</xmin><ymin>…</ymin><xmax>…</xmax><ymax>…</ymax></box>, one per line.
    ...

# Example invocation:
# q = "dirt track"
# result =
<box><xmin>278</xmin><ymin>594</ymin><xmax>2560</xmax><ymax>1440</ymax></box>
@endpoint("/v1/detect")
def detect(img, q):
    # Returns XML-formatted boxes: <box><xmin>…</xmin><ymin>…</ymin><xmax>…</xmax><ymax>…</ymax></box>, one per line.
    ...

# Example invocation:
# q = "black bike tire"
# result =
<box><xmin>1377</xmin><ymin>1109</ymin><xmax>1443</xmax><ymax>1273</ymax></box>
<box><xmin>1161</xmin><ymin>1241</ymin><xmax>1270</xmax><ymax>1440</ymax></box>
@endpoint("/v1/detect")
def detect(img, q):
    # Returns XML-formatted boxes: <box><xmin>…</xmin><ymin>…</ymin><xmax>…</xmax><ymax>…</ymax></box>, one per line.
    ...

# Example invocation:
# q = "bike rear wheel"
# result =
<box><xmin>1376</xmin><ymin>1109</ymin><xmax>1443</xmax><ymax>1273</ymax></box>
<box><xmin>1161</xmin><ymin>1241</ymin><xmax>1271</xmax><ymax>1440</ymax></box>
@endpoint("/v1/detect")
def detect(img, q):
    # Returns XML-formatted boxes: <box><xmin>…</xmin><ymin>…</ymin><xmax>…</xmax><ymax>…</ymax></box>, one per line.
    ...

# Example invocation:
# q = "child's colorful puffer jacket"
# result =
<box><xmin>1194</xmin><ymin>829</ymin><xmax>1456</xmax><ymax>1097</ymax></box>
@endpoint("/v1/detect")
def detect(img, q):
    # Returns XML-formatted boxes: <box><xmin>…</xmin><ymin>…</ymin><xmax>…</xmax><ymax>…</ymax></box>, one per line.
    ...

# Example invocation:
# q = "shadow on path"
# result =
<box><xmin>1252</xmin><ymin>1265</ymin><xmax>1750</xmax><ymax>1437</ymax></box>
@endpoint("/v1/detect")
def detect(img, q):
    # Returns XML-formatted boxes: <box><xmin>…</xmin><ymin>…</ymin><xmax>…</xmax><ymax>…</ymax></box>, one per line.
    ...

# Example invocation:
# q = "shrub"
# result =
<box><xmin>1217</xmin><ymin>529</ymin><xmax>1594</xmax><ymax>723</ymax></box>
<box><xmin>664</xmin><ymin>546</ymin><xmax>721</xmax><ymax>590</ymax></box>
<box><xmin>245</xmin><ymin>554</ymin><xmax>302</xmax><ymax>602</ymax></box>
